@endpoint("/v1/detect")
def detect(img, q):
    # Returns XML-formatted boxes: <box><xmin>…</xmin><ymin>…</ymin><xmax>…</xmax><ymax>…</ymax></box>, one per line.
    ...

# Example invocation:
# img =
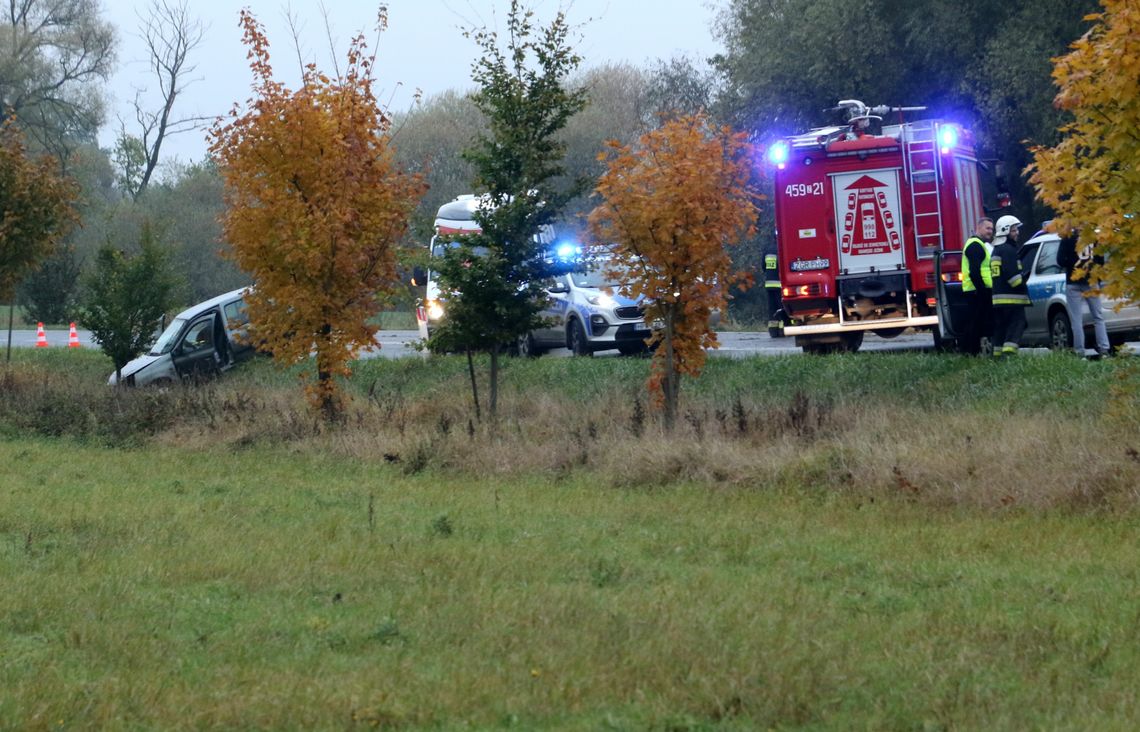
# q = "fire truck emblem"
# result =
<box><xmin>839</xmin><ymin>174</ymin><xmax>902</xmax><ymax>256</ymax></box>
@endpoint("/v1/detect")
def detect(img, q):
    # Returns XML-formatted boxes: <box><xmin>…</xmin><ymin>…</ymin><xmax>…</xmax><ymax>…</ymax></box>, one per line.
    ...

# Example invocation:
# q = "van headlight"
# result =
<box><xmin>426</xmin><ymin>299</ymin><xmax>445</xmax><ymax>320</ymax></box>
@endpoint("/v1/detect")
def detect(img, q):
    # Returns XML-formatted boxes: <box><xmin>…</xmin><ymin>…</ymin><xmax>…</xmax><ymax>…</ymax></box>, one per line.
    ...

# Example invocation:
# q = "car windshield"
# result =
<box><xmin>148</xmin><ymin>317</ymin><xmax>187</xmax><ymax>356</ymax></box>
<box><xmin>570</xmin><ymin>261</ymin><xmax>629</xmax><ymax>289</ymax></box>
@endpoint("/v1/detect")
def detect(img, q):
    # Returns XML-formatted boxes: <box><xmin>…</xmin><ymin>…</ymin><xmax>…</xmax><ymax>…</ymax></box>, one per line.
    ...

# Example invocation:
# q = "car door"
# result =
<box><xmin>171</xmin><ymin>314</ymin><xmax>221</xmax><ymax>380</ymax></box>
<box><xmin>222</xmin><ymin>297</ymin><xmax>253</xmax><ymax>363</ymax></box>
<box><xmin>1025</xmin><ymin>238</ymin><xmax>1064</xmax><ymax>340</ymax></box>
<box><xmin>536</xmin><ymin>276</ymin><xmax>571</xmax><ymax>346</ymax></box>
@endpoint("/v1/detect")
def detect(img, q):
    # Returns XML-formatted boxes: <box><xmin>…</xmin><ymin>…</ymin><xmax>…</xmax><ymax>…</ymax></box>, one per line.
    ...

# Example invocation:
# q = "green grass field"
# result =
<box><xmin>2</xmin><ymin>350</ymin><xmax>1139</xmax><ymax>729</ymax></box>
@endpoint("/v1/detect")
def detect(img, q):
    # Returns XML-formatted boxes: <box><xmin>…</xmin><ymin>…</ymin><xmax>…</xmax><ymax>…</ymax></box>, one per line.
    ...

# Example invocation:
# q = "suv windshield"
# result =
<box><xmin>149</xmin><ymin>317</ymin><xmax>187</xmax><ymax>355</ymax></box>
<box><xmin>571</xmin><ymin>262</ymin><xmax>629</xmax><ymax>289</ymax></box>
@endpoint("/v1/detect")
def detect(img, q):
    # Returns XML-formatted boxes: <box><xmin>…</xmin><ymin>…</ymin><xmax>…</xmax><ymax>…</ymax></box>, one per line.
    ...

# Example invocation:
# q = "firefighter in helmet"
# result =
<box><xmin>763</xmin><ymin>241</ymin><xmax>785</xmax><ymax>337</ymax></box>
<box><xmin>960</xmin><ymin>217</ymin><xmax>994</xmax><ymax>355</ymax></box>
<box><xmin>989</xmin><ymin>215</ymin><xmax>1030</xmax><ymax>356</ymax></box>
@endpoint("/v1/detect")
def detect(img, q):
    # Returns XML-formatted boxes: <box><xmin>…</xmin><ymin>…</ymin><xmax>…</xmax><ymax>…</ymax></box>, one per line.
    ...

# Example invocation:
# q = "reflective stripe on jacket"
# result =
<box><xmin>990</xmin><ymin>242</ymin><xmax>1029</xmax><ymax>308</ymax></box>
<box><xmin>764</xmin><ymin>253</ymin><xmax>780</xmax><ymax>288</ymax></box>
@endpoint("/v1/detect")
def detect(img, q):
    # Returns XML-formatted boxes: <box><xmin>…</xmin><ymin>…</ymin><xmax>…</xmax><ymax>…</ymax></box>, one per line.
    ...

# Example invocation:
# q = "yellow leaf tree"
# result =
<box><xmin>1028</xmin><ymin>0</ymin><xmax>1140</xmax><ymax>299</ymax></box>
<box><xmin>209</xmin><ymin>10</ymin><xmax>425</xmax><ymax>418</ymax></box>
<box><xmin>589</xmin><ymin>113</ymin><xmax>758</xmax><ymax>430</ymax></box>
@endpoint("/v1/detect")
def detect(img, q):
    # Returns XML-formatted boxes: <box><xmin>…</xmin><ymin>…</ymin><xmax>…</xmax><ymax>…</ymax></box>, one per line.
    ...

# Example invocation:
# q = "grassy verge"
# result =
<box><xmin>3</xmin><ymin>439</ymin><xmax>1140</xmax><ymax>729</ymax></box>
<box><xmin>2</xmin><ymin>350</ymin><xmax>1139</xmax><ymax>727</ymax></box>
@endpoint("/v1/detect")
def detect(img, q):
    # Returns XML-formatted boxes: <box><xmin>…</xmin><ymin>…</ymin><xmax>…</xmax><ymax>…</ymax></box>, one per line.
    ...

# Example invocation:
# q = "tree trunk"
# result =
<box><xmin>466</xmin><ymin>348</ymin><xmax>482</xmax><ymax>422</ymax></box>
<box><xmin>315</xmin><ymin>325</ymin><xmax>341</xmax><ymax>422</ymax></box>
<box><xmin>5</xmin><ymin>302</ymin><xmax>13</xmax><ymax>364</ymax></box>
<box><xmin>489</xmin><ymin>344</ymin><xmax>500</xmax><ymax>419</ymax></box>
<box><xmin>662</xmin><ymin>313</ymin><xmax>678</xmax><ymax>432</ymax></box>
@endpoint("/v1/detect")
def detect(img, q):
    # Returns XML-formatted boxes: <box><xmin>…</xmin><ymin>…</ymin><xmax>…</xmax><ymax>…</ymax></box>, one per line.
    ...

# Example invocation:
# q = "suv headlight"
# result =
<box><xmin>426</xmin><ymin>299</ymin><xmax>444</xmax><ymax>320</ymax></box>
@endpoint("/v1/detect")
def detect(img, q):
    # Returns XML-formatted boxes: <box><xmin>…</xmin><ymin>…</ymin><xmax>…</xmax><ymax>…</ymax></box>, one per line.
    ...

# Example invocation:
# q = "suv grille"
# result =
<box><xmin>615</xmin><ymin>306</ymin><xmax>642</xmax><ymax>320</ymax></box>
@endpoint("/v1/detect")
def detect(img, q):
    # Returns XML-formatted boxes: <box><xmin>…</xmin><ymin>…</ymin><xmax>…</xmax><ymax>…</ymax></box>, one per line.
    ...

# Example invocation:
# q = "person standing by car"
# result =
<box><xmin>1057</xmin><ymin>232</ymin><xmax>1111</xmax><ymax>359</ymax></box>
<box><xmin>989</xmin><ymin>215</ymin><xmax>1030</xmax><ymax>356</ymax></box>
<box><xmin>960</xmin><ymin>217</ymin><xmax>994</xmax><ymax>355</ymax></box>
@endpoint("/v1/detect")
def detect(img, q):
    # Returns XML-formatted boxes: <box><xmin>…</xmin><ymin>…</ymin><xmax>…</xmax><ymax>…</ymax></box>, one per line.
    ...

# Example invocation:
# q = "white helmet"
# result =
<box><xmin>993</xmin><ymin>215</ymin><xmax>1022</xmax><ymax>244</ymax></box>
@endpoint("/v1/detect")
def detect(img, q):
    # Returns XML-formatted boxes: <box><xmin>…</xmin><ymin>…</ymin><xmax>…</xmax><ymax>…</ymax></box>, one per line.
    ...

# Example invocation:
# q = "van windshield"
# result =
<box><xmin>149</xmin><ymin>317</ymin><xmax>187</xmax><ymax>355</ymax></box>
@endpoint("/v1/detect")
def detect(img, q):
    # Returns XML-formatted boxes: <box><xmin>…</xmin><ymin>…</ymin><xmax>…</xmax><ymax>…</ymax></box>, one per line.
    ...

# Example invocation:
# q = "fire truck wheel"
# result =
<box><xmin>872</xmin><ymin>327</ymin><xmax>905</xmax><ymax>339</ymax></box>
<box><xmin>568</xmin><ymin>319</ymin><xmax>593</xmax><ymax>357</ymax></box>
<box><xmin>932</xmin><ymin>327</ymin><xmax>956</xmax><ymax>352</ymax></box>
<box><xmin>802</xmin><ymin>343</ymin><xmax>833</xmax><ymax>355</ymax></box>
<box><xmin>839</xmin><ymin>331</ymin><xmax>864</xmax><ymax>353</ymax></box>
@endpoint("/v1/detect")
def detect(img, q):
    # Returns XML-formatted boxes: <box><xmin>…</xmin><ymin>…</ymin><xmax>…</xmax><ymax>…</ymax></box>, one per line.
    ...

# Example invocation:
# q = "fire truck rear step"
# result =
<box><xmin>785</xmin><ymin>315</ymin><xmax>939</xmax><ymax>336</ymax></box>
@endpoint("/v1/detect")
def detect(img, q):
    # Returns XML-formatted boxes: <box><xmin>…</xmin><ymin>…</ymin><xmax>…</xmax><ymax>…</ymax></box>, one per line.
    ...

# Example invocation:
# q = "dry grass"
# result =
<box><xmin>4</xmin><ymin>349</ymin><xmax>1138</xmax><ymax>514</ymax></box>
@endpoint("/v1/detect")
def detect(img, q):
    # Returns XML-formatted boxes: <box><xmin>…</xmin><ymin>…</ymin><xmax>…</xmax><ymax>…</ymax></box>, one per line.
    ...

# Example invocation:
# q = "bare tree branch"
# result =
<box><xmin>122</xmin><ymin>0</ymin><xmax>205</xmax><ymax>199</ymax></box>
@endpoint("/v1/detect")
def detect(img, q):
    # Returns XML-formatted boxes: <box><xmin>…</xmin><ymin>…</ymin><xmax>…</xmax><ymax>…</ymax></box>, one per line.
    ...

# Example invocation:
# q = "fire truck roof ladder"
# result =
<box><xmin>902</xmin><ymin>120</ymin><xmax>945</xmax><ymax>257</ymax></box>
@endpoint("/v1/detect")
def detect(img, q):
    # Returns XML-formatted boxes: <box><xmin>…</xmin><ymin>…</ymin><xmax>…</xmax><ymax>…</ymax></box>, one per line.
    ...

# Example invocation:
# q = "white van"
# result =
<box><xmin>108</xmin><ymin>288</ymin><xmax>255</xmax><ymax>386</ymax></box>
<box><xmin>415</xmin><ymin>194</ymin><xmax>554</xmax><ymax>341</ymax></box>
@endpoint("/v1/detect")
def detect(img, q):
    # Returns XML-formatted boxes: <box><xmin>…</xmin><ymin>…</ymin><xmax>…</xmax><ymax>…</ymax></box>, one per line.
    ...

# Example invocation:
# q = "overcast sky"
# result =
<box><xmin>98</xmin><ymin>0</ymin><xmax>726</xmax><ymax>165</ymax></box>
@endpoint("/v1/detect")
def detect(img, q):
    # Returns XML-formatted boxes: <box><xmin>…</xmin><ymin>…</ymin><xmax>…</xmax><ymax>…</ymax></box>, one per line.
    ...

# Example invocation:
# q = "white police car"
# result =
<box><xmin>519</xmin><ymin>258</ymin><xmax>651</xmax><ymax>357</ymax></box>
<box><xmin>1018</xmin><ymin>231</ymin><xmax>1140</xmax><ymax>350</ymax></box>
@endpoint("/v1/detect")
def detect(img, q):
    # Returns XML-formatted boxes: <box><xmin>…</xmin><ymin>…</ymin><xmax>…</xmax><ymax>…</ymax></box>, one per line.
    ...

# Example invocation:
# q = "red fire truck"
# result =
<box><xmin>766</xmin><ymin>100</ymin><xmax>985</xmax><ymax>353</ymax></box>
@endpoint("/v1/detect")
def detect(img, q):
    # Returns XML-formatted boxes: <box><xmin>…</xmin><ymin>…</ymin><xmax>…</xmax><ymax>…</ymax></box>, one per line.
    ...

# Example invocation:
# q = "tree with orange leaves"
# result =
<box><xmin>1028</xmin><ymin>0</ymin><xmax>1140</xmax><ymax>301</ymax></box>
<box><xmin>209</xmin><ymin>10</ymin><xmax>425</xmax><ymax>418</ymax></box>
<box><xmin>589</xmin><ymin>113</ymin><xmax>758</xmax><ymax>430</ymax></box>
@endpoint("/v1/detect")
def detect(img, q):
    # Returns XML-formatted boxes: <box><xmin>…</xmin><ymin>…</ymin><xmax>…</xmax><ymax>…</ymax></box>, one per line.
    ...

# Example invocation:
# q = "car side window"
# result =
<box><xmin>1018</xmin><ymin>243</ymin><xmax>1039</xmax><ymax>275</ymax></box>
<box><xmin>223</xmin><ymin>299</ymin><xmax>249</xmax><ymax>328</ymax></box>
<box><xmin>181</xmin><ymin>318</ymin><xmax>214</xmax><ymax>352</ymax></box>
<box><xmin>1035</xmin><ymin>241</ymin><xmax>1063</xmax><ymax>275</ymax></box>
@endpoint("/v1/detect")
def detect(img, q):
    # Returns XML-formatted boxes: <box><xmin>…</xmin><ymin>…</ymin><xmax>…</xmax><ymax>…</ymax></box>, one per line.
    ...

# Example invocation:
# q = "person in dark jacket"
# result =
<box><xmin>960</xmin><ymin>217</ymin><xmax>994</xmax><ymax>355</ymax></box>
<box><xmin>762</xmin><ymin>242</ymin><xmax>784</xmax><ymax>336</ymax></box>
<box><xmin>1057</xmin><ymin>232</ymin><xmax>1110</xmax><ymax>358</ymax></box>
<box><xmin>989</xmin><ymin>215</ymin><xmax>1029</xmax><ymax>356</ymax></box>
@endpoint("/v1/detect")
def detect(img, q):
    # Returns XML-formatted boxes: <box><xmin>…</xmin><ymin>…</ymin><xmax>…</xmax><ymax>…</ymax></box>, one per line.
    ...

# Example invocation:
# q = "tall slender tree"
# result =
<box><xmin>428</xmin><ymin>0</ymin><xmax>587</xmax><ymax>419</ymax></box>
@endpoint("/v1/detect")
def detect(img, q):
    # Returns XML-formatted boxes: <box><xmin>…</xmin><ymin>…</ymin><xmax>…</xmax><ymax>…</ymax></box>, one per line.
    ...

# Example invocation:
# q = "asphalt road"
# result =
<box><xmin>8</xmin><ymin>328</ymin><xmax>1134</xmax><ymax>360</ymax></box>
<box><xmin>3</xmin><ymin>327</ymin><xmax>931</xmax><ymax>358</ymax></box>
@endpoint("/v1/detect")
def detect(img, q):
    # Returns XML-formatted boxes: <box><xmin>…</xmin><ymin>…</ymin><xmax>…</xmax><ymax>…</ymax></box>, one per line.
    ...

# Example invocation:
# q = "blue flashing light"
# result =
<box><xmin>938</xmin><ymin>125</ymin><xmax>959</xmax><ymax>153</ymax></box>
<box><xmin>554</xmin><ymin>242</ymin><xmax>580</xmax><ymax>261</ymax></box>
<box><xmin>767</xmin><ymin>141</ymin><xmax>790</xmax><ymax>167</ymax></box>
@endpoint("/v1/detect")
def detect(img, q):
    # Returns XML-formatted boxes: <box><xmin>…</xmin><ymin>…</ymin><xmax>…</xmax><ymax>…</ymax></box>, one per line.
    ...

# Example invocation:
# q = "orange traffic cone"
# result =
<box><xmin>35</xmin><ymin>322</ymin><xmax>48</xmax><ymax>348</ymax></box>
<box><xmin>68</xmin><ymin>322</ymin><xmax>81</xmax><ymax>348</ymax></box>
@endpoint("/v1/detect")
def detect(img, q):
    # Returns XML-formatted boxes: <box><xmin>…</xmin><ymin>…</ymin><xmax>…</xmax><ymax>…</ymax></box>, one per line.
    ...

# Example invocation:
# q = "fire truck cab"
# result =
<box><xmin>767</xmin><ymin>100</ymin><xmax>984</xmax><ymax>353</ymax></box>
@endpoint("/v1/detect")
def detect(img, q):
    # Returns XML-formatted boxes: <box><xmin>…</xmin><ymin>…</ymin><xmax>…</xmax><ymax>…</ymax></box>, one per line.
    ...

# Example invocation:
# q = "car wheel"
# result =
<box><xmin>617</xmin><ymin>342</ymin><xmax>646</xmax><ymax>356</ymax></box>
<box><xmin>517</xmin><ymin>332</ymin><xmax>543</xmax><ymax>358</ymax></box>
<box><xmin>568</xmin><ymin>319</ymin><xmax>592</xmax><ymax>357</ymax></box>
<box><xmin>1049</xmin><ymin>310</ymin><xmax>1073</xmax><ymax>351</ymax></box>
